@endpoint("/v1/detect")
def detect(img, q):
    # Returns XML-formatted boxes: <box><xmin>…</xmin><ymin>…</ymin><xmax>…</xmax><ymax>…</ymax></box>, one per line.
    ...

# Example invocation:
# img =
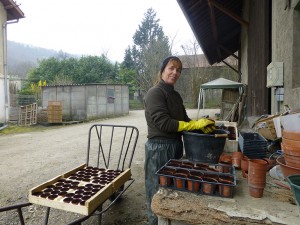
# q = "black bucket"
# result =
<box><xmin>183</xmin><ymin>129</ymin><xmax>228</xmax><ymax>163</ymax></box>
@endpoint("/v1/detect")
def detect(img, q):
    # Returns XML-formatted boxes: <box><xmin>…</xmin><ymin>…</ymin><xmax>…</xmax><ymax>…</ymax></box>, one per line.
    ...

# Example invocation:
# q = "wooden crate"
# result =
<box><xmin>48</xmin><ymin>112</ymin><xmax>62</xmax><ymax>123</ymax></box>
<box><xmin>47</xmin><ymin>101</ymin><xmax>62</xmax><ymax>123</ymax></box>
<box><xmin>48</xmin><ymin>105</ymin><xmax>62</xmax><ymax>111</ymax></box>
<box><xmin>254</xmin><ymin>115</ymin><xmax>280</xmax><ymax>141</ymax></box>
<box><xmin>48</xmin><ymin>101</ymin><xmax>62</xmax><ymax>106</ymax></box>
<box><xmin>28</xmin><ymin>164</ymin><xmax>131</xmax><ymax>215</ymax></box>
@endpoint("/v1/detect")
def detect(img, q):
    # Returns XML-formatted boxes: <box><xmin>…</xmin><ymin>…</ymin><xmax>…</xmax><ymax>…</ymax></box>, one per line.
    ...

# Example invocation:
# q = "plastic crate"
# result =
<box><xmin>216</xmin><ymin>121</ymin><xmax>238</xmax><ymax>153</ymax></box>
<box><xmin>239</xmin><ymin>132</ymin><xmax>267</xmax><ymax>159</ymax></box>
<box><xmin>155</xmin><ymin>159</ymin><xmax>236</xmax><ymax>198</ymax></box>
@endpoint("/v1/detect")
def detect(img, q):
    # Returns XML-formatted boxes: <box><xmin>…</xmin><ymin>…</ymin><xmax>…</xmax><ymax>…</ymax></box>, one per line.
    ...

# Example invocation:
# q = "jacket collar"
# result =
<box><xmin>159</xmin><ymin>79</ymin><xmax>174</xmax><ymax>91</ymax></box>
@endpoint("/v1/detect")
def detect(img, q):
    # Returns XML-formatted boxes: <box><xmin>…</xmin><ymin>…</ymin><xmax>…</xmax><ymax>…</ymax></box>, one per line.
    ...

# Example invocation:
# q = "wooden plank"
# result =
<box><xmin>111</xmin><ymin>168</ymin><xmax>131</xmax><ymax>191</ymax></box>
<box><xmin>62</xmin><ymin>164</ymin><xmax>86</xmax><ymax>178</ymax></box>
<box><xmin>85</xmin><ymin>183</ymin><xmax>113</xmax><ymax>215</ymax></box>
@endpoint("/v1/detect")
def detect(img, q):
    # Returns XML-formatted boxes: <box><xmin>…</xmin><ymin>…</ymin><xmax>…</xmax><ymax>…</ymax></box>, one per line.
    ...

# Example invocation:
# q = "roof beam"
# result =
<box><xmin>208</xmin><ymin>0</ymin><xmax>249</xmax><ymax>28</ymax></box>
<box><xmin>207</xmin><ymin>0</ymin><xmax>222</xmax><ymax>60</ymax></box>
<box><xmin>219</xmin><ymin>45</ymin><xmax>239</xmax><ymax>60</ymax></box>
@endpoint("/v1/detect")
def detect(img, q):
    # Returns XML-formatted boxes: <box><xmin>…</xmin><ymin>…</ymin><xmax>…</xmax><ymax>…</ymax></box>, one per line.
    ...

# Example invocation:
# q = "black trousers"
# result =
<box><xmin>144</xmin><ymin>138</ymin><xmax>183</xmax><ymax>225</ymax></box>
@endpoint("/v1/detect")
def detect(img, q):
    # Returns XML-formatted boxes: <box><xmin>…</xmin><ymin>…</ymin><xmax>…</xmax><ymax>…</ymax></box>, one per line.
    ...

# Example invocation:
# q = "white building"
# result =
<box><xmin>0</xmin><ymin>0</ymin><xmax>24</xmax><ymax>125</ymax></box>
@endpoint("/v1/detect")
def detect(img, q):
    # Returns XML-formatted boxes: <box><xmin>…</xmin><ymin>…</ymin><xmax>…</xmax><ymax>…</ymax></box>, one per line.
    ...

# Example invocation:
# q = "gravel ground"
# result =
<box><xmin>0</xmin><ymin>109</ymin><xmax>218</xmax><ymax>225</ymax></box>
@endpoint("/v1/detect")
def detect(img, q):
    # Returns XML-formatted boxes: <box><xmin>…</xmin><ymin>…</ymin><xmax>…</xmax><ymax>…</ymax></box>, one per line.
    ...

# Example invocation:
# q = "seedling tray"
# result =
<box><xmin>28</xmin><ymin>164</ymin><xmax>131</xmax><ymax>215</ymax></box>
<box><xmin>155</xmin><ymin>159</ymin><xmax>236</xmax><ymax>198</ymax></box>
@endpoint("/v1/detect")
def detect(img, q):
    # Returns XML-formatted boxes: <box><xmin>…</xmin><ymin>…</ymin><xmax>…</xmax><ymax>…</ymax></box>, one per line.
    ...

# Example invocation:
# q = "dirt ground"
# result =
<box><xmin>0</xmin><ymin>109</ymin><xmax>218</xmax><ymax>225</ymax></box>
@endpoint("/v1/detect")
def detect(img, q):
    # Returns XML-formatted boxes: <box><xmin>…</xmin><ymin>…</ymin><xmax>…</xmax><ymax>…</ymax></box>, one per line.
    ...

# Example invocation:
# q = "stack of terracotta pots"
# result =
<box><xmin>281</xmin><ymin>130</ymin><xmax>300</xmax><ymax>170</ymax></box>
<box><xmin>248</xmin><ymin>159</ymin><xmax>268</xmax><ymax>198</ymax></box>
<box><xmin>219</xmin><ymin>151</ymin><xmax>275</xmax><ymax>198</ymax></box>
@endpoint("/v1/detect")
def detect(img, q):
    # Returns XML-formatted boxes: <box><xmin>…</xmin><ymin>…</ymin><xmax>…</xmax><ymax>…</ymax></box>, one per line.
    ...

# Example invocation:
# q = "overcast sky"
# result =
<box><xmin>7</xmin><ymin>0</ymin><xmax>200</xmax><ymax>62</ymax></box>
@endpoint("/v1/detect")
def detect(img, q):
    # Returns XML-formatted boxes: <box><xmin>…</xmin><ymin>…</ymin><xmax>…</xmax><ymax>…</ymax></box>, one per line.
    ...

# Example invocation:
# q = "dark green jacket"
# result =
<box><xmin>144</xmin><ymin>80</ymin><xmax>190</xmax><ymax>139</ymax></box>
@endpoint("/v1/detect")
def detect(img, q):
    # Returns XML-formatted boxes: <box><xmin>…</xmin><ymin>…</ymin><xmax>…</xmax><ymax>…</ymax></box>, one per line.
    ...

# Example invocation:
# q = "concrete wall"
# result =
<box><xmin>271</xmin><ymin>0</ymin><xmax>300</xmax><ymax>113</ymax></box>
<box><xmin>42</xmin><ymin>84</ymin><xmax>129</xmax><ymax>121</ymax></box>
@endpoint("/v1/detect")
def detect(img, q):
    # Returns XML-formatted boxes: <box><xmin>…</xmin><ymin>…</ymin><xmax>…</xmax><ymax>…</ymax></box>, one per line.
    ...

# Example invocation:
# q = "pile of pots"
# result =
<box><xmin>278</xmin><ymin>130</ymin><xmax>300</xmax><ymax>177</ymax></box>
<box><xmin>219</xmin><ymin>151</ymin><xmax>276</xmax><ymax>198</ymax></box>
<box><xmin>282</xmin><ymin>130</ymin><xmax>300</xmax><ymax>166</ymax></box>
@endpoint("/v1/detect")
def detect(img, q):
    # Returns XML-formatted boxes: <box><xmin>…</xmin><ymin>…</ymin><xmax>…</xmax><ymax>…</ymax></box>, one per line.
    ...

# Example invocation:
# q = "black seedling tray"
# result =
<box><xmin>155</xmin><ymin>159</ymin><xmax>236</xmax><ymax>198</ymax></box>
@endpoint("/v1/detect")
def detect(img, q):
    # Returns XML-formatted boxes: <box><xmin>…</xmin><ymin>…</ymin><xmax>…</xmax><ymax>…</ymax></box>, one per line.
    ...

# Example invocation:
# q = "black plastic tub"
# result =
<box><xmin>183</xmin><ymin>129</ymin><xmax>228</xmax><ymax>163</ymax></box>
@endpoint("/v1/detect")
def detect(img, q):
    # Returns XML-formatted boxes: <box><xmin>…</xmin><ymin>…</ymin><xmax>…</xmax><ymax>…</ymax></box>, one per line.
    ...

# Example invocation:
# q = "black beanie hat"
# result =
<box><xmin>160</xmin><ymin>56</ymin><xmax>182</xmax><ymax>75</ymax></box>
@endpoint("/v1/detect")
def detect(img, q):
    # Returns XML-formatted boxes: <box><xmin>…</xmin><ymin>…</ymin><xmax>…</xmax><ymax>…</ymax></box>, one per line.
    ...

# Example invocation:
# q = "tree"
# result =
<box><xmin>123</xmin><ymin>8</ymin><xmax>171</xmax><ymax>95</ymax></box>
<box><xmin>27</xmin><ymin>55</ymin><xmax>117</xmax><ymax>85</ymax></box>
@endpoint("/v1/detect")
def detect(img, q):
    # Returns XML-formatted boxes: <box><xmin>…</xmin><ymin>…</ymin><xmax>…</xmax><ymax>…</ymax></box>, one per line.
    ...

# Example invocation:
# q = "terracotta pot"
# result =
<box><xmin>159</xmin><ymin>175</ymin><xmax>171</xmax><ymax>186</ymax></box>
<box><xmin>263</xmin><ymin>158</ymin><xmax>277</xmax><ymax>171</ymax></box>
<box><xmin>218</xmin><ymin>179</ymin><xmax>233</xmax><ymax>197</ymax></box>
<box><xmin>180</xmin><ymin>164</ymin><xmax>193</xmax><ymax>169</ymax></box>
<box><xmin>174</xmin><ymin>173</ymin><xmax>187</xmax><ymax>189</ymax></box>
<box><xmin>159</xmin><ymin>168</ymin><xmax>175</xmax><ymax>187</ymax></box>
<box><xmin>282</xmin><ymin>137</ymin><xmax>300</xmax><ymax>148</ymax></box>
<box><xmin>205</xmin><ymin>167</ymin><xmax>219</xmax><ymax>172</ymax></box>
<box><xmin>167</xmin><ymin>162</ymin><xmax>181</xmax><ymax>168</ymax></box>
<box><xmin>219</xmin><ymin>153</ymin><xmax>232</xmax><ymax>164</ymax></box>
<box><xmin>175</xmin><ymin>169</ymin><xmax>190</xmax><ymax>176</ymax></box>
<box><xmin>187</xmin><ymin>175</ymin><xmax>202</xmax><ymax>192</ymax></box>
<box><xmin>249</xmin><ymin>186</ymin><xmax>264</xmax><ymax>198</ymax></box>
<box><xmin>219</xmin><ymin>175</ymin><xmax>234</xmax><ymax>183</ymax></box>
<box><xmin>217</xmin><ymin>163</ymin><xmax>231</xmax><ymax>173</ymax></box>
<box><xmin>190</xmin><ymin>170</ymin><xmax>203</xmax><ymax>177</ymax></box>
<box><xmin>283</xmin><ymin>153</ymin><xmax>300</xmax><ymax>169</ymax></box>
<box><xmin>248</xmin><ymin>159</ymin><xmax>267</xmax><ymax>189</ymax></box>
<box><xmin>282</xmin><ymin>130</ymin><xmax>300</xmax><ymax>141</ymax></box>
<box><xmin>277</xmin><ymin>156</ymin><xmax>300</xmax><ymax>178</ymax></box>
<box><xmin>231</xmin><ymin>151</ymin><xmax>244</xmax><ymax>169</ymax></box>
<box><xmin>202</xmin><ymin>177</ymin><xmax>217</xmax><ymax>194</ymax></box>
<box><xmin>182</xmin><ymin>161</ymin><xmax>194</xmax><ymax>167</ymax></box>
<box><xmin>194</xmin><ymin>163</ymin><xmax>209</xmax><ymax>170</ymax></box>
<box><xmin>169</xmin><ymin>159</ymin><xmax>182</xmax><ymax>165</ymax></box>
<box><xmin>161</xmin><ymin>167</ymin><xmax>176</xmax><ymax>174</ymax></box>
<box><xmin>282</xmin><ymin>143</ymin><xmax>300</xmax><ymax>156</ymax></box>
<box><xmin>241</xmin><ymin>156</ymin><xmax>249</xmax><ymax>178</ymax></box>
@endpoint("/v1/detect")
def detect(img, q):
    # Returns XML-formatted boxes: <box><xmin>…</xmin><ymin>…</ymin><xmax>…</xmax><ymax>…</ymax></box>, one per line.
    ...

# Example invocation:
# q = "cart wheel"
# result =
<box><xmin>109</xmin><ymin>185</ymin><xmax>124</xmax><ymax>202</ymax></box>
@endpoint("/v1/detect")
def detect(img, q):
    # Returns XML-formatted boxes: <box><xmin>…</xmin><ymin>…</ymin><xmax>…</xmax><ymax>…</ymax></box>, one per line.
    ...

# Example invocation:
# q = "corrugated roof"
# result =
<box><xmin>177</xmin><ymin>0</ymin><xmax>246</xmax><ymax>65</ymax></box>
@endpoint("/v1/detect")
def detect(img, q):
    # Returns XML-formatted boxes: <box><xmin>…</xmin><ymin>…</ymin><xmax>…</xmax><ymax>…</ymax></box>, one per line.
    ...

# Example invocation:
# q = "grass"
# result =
<box><xmin>129</xmin><ymin>99</ymin><xmax>144</xmax><ymax>110</ymax></box>
<box><xmin>0</xmin><ymin>124</ymin><xmax>56</xmax><ymax>135</ymax></box>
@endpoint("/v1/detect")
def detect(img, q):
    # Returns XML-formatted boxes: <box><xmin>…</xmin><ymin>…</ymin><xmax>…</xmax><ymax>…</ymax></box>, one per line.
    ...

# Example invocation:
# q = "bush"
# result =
<box><xmin>129</xmin><ymin>99</ymin><xmax>144</xmax><ymax>110</ymax></box>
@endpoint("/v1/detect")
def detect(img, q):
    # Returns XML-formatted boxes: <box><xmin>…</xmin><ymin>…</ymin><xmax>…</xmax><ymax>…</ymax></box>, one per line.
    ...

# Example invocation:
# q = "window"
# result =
<box><xmin>107</xmin><ymin>88</ymin><xmax>115</xmax><ymax>103</ymax></box>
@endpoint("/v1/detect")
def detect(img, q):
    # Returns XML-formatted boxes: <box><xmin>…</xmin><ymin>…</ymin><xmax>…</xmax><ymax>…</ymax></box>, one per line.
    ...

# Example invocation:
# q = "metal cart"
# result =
<box><xmin>0</xmin><ymin>124</ymin><xmax>139</xmax><ymax>225</ymax></box>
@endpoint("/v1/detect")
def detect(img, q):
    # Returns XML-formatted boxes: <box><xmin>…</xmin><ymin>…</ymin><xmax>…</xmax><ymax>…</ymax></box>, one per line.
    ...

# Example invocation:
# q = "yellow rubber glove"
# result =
<box><xmin>178</xmin><ymin>118</ymin><xmax>216</xmax><ymax>133</ymax></box>
<box><xmin>201</xmin><ymin>124</ymin><xmax>216</xmax><ymax>133</ymax></box>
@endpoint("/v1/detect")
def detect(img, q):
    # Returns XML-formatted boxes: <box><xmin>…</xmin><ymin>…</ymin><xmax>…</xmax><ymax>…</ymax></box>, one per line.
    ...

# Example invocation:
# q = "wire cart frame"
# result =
<box><xmin>0</xmin><ymin>124</ymin><xmax>139</xmax><ymax>225</ymax></box>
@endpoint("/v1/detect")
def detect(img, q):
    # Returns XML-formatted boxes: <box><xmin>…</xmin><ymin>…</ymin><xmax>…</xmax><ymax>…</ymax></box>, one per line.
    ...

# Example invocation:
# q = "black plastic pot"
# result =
<box><xmin>183</xmin><ymin>129</ymin><xmax>228</xmax><ymax>163</ymax></box>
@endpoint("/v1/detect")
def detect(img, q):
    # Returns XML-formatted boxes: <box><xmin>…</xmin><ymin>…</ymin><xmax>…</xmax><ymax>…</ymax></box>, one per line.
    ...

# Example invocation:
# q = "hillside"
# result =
<box><xmin>7</xmin><ymin>41</ymin><xmax>76</xmax><ymax>79</ymax></box>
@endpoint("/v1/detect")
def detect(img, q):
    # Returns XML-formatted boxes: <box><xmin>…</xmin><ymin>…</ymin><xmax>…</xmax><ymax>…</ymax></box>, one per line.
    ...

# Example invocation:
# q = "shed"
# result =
<box><xmin>197</xmin><ymin>78</ymin><xmax>246</xmax><ymax>121</ymax></box>
<box><xmin>42</xmin><ymin>83</ymin><xmax>129</xmax><ymax>121</ymax></box>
